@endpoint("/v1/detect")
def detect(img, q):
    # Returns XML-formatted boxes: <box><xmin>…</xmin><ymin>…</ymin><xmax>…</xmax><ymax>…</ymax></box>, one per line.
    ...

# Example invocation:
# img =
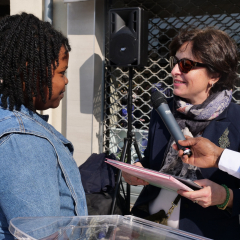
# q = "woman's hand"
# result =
<box><xmin>122</xmin><ymin>162</ymin><xmax>149</xmax><ymax>186</ymax></box>
<box><xmin>177</xmin><ymin>179</ymin><xmax>233</xmax><ymax>208</ymax></box>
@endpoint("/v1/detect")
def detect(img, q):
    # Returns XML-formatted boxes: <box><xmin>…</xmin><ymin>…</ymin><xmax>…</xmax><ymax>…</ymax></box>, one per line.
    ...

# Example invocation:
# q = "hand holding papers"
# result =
<box><xmin>106</xmin><ymin>159</ymin><xmax>202</xmax><ymax>192</ymax></box>
<box><xmin>122</xmin><ymin>161</ymin><xmax>149</xmax><ymax>186</ymax></box>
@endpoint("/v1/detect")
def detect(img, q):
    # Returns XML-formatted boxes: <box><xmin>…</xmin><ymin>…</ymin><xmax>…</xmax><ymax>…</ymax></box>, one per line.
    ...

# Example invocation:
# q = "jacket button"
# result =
<box><xmin>184</xmin><ymin>204</ymin><xmax>188</xmax><ymax>208</ymax></box>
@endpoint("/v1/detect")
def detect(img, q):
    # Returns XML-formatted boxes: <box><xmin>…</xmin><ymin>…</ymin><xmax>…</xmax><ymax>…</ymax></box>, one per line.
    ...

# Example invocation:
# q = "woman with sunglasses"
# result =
<box><xmin>123</xmin><ymin>27</ymin><xmax>240</xmax><ymax>240</ymax></box>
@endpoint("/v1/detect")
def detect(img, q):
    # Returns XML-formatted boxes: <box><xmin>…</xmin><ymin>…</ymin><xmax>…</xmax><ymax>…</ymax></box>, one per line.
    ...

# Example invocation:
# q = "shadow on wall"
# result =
<box><xmin>93</xmin><ymin>53</ymin><xmax>104</xmax><ymax>123</ymax></box>
<box><xmin>79</xmin><ymin>53</ymin><xmax>103</xmax><ymax>124</ymax></box>
<box><xmin>79</xmin><ymin>53</ymin><xmax>103</xmax><ymax>153</ymax></box>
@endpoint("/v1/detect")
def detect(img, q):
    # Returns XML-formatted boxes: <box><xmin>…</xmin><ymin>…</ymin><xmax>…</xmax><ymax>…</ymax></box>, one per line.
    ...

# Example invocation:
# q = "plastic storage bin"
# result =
<box><xmin>9</xmin><ymin>215</ymin><xmax>211</xmax><ymax>240</ymax></box>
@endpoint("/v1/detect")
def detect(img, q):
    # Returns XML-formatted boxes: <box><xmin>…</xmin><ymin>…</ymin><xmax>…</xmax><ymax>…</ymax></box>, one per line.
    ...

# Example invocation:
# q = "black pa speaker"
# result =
<box><xmin>109</xmin><ymin>7</ymin><xmax>148</xmax><ymax>67</ymax></box>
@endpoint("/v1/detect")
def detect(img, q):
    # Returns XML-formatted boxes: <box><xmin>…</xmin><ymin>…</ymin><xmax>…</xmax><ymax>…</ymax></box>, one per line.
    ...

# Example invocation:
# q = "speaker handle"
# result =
<box><xmin>111</xmin><ymin>13</ymin><xmax>125</xmax><ymax>34</ymax></box>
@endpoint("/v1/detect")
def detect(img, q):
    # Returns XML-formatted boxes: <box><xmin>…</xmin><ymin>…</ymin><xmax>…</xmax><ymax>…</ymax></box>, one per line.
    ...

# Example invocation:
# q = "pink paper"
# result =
<box><xmin>106</xmin><ymin>159</ymin><xmax>194</xmax><ymax>192</ymax></box>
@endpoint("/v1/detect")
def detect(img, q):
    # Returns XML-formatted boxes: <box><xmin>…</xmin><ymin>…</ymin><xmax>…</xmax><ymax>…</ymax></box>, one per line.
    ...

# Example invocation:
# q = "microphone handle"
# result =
<box><xmin>155</xmin><ymin>103</ymin><xmax>192</xmax><ymax>156</ymax></box>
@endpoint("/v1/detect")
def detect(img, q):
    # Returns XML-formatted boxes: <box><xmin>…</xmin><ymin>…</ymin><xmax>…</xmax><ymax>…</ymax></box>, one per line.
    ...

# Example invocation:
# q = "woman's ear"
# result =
<box><xmin>209</xmin><ymin>72</ymin><xmax>221</xmax><ymax>86</ymax></box>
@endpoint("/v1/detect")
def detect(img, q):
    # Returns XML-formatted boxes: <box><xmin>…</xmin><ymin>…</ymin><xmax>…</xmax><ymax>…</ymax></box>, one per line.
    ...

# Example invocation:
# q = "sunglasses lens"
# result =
<box><xmin>179</xmin><ymin>59</ymin><xmax>193</xmax><ymax>73</ymax></box>
<box><xmin>170</xmin><ymin>57</ymin><xmax>195</xmax><ymax>73</ymax></box>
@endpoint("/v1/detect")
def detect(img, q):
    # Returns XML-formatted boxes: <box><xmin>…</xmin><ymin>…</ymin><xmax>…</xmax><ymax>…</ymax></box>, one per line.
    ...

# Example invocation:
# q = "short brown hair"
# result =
<box><xmin>169</xmin><ymin>27</ymin><xmax>239</xmax><ymax>92</ymax></box>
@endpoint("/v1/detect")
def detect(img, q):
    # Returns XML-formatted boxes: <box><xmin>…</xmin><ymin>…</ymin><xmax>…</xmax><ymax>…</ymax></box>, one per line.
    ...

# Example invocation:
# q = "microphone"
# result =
<box><xmin>151</xmin><ymin>90</ymin><xmax>192</xmax><ymax>157</ymax></box>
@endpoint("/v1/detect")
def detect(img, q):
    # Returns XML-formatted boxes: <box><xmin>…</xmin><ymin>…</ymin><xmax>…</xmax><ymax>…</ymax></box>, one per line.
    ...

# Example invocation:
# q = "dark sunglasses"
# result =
<box><xmin>169</xmin><ymin>56</ymin><xmax>209</xmax><ymax>73</ymax></box>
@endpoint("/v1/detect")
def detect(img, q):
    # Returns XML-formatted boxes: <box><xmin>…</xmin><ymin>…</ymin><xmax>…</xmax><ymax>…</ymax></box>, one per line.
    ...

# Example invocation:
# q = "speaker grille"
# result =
<box><xmin>109</xmin><ymin>33</ymin><xmax>137</xmax><ymax>65</ymax></box>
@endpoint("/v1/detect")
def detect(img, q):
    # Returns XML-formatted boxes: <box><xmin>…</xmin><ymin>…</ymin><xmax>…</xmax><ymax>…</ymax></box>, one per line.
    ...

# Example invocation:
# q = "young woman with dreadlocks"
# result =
<box><xmin>0</xmin><ymin>13</ymin><xmax>87</xmax><ymax>239</ymax></box>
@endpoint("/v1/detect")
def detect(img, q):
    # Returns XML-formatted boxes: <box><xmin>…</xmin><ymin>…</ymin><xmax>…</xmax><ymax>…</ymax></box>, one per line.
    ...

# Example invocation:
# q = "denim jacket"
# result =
<box><xmin>0</xmin><ymin>103</ymin><xmax>88</xmax><ymax>240</ymax></box>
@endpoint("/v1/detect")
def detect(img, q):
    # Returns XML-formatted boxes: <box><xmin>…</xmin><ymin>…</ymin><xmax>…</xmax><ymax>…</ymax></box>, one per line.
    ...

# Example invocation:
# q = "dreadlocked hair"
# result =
<box><xmin>0</xmin><ymin>12</ymin><xmax>71</xmax><ymax>111</ymax></box>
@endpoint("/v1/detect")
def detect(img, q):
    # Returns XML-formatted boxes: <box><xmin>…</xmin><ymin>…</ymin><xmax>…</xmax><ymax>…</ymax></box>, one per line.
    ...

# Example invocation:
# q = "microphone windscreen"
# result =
<box><xmin>151</xmin><ymin>90</ymin><xmax>167</xmax><ymax>109</ymax></box>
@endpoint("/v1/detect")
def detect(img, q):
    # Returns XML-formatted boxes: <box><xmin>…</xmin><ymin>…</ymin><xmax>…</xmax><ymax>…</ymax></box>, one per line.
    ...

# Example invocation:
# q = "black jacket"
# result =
<box><xmin>132</xmin><ymin>100</ymin><xmax>240</xmax><ymax>240</ymax></box>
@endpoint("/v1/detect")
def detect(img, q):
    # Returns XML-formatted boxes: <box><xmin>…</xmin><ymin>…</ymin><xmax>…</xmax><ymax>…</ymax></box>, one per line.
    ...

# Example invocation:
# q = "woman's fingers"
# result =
<box><xmin>133</xmin><ymin>162</ymin><xmax>144</xmax><ymax>167</ymax></box>
<box><xmin>123</xmin><ymin>161</ymin><xmax>149</xmax><ymax>185</ymax></box>
<box><xmin>177</xmin><ymin>188</ymin><xmax>210</xmax><ymax>207</ymax></box>
<box><xmin>178</xmin><ymin>188</ymin><xmax>206</xmax><ymax>199</ymax></box>
<box><xmin>177</xmin><ymin>179</ymin><xmax>229</xmax><ymax>208</ymax></box>
<box><xmin>122</xmin><ymin>171</ymin><xmax>148</xmax><ymax>186</ymax></box>
<box><xmin>134</xmin><ymin>178</ymin><xmax>149</xmax><ymax>185</ymax></box>
<box><xmin>177</xmin><ymin>179</ymin><xmax>209</xmax><ymax>206</ymax></box>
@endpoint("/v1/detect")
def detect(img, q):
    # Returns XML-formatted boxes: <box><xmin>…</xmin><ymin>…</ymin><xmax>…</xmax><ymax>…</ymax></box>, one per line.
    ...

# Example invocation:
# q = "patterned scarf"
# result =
<box><xmin>160</xmin><ymin>90</ymin><xmax>232</xmax><ymax>180</ymax></box>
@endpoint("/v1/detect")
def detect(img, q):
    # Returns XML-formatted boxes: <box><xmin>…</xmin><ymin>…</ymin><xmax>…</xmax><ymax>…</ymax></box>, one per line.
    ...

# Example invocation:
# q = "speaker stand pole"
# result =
<box><xmin>110</xmin><ymin>67</ymin><xmax>142</xmax><ymax>215</ymax></box>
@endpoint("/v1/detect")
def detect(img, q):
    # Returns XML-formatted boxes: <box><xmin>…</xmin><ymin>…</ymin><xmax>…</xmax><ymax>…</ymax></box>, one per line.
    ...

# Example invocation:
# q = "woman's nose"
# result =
<box><xmin>171</xmin><ymin>62</ymin><xmax>181</xmax><ymax>76</ymax></box>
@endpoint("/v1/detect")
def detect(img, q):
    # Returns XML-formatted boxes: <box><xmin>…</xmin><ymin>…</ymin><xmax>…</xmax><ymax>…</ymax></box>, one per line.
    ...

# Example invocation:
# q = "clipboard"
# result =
<box><xmin>106</xmin><ymin>159</ymin><xmax>202</xmax><ymax>192</ymax></box>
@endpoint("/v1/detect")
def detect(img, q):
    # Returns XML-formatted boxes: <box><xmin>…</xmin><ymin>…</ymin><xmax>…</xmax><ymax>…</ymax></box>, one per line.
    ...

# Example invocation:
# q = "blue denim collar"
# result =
<box><xmin>36</xmin><ymin>112</ymin><xmax>49</xmax><ymax>122</ymax></box>
<box><xmin>10</xmin><ymin>103</ymin><xmax>50</xmax><ymax>124</ymax></box>
<box><xmin>19</xmin><ymin>105</ymin><xmax>49</xmax><ymax>123</ymax></box>
<box><xmin>0</xmin><ymin>99</ymin><xmax>70</xmax><ymax>145</ymax></box>
<box><xmin>0</xmin><ymin>97</ymin><xmax>49</xmax><ymax>122</ymax></box>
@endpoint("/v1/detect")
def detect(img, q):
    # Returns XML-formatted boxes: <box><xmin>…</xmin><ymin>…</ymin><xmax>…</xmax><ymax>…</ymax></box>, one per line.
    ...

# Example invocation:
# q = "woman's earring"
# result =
<box><xmin>210</xmin><ymin>82</ymin><xmax>214</xmax><ymax>88</ymax></box>
<box><xmin>0</xmin><ymin>79</ymin><xmax>3</xmax><ymax>90</ymax></box>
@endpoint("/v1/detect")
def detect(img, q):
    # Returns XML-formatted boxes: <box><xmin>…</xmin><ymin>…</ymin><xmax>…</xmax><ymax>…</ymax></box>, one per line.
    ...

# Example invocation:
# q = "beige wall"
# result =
<box><xmin>66</xmin><ymin>0</ymin><xmax>105</xmax><ymax>166</ymax></box>
<box><xmin>10</xmin><ymin>0</ymin><xmax>43</xmax><ymax>19</ymax></box>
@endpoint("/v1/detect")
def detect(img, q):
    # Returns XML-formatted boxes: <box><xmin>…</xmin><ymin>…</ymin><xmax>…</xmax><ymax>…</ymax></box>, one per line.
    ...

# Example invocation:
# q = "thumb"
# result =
<box><xmin>194</xmin><ymin>179</ymin><xmax>208</xmax><ymax>187</ymax></box>
<box><xmin>178</xmin><ymin>136</ymin><xmax>196</xmax><ymax>146</ymax></box>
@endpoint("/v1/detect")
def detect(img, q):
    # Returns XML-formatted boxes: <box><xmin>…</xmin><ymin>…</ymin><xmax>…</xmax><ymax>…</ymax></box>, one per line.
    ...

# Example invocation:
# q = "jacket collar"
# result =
<box><xmin>12</xmin><ymin>103</ymin><xmax>50</xmax><ymax>124</ymax></box>
<box><xmin>0</xmin><ymin>100</ymin><xmax>71</xmax><ymax>145</ymax></box>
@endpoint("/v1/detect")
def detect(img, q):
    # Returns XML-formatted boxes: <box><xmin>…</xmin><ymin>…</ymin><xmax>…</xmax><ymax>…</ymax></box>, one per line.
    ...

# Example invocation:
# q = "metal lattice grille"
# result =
<box><xmin>103</xmin><ymin>0</ymin><xmax>240</xmax><ymax>162</ymax></box>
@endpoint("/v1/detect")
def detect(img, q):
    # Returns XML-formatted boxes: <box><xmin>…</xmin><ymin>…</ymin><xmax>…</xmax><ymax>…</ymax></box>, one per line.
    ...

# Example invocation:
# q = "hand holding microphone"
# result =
<box><xmin>151</xmin><ymin>91</ymin><xmax>192</xmax><ymax>157</ymax></box>
<box><xmin>172</xmin><ymin>136</ymin><xmax>224</xmax><ymax>168</ymax></box>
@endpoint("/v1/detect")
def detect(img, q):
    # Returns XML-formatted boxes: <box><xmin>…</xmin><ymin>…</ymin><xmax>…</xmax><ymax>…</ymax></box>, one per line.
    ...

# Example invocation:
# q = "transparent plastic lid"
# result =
<box><xmin>9</xmin><ymin>215</ymin><xmax>212</xmax><ymax>240</ymax></box>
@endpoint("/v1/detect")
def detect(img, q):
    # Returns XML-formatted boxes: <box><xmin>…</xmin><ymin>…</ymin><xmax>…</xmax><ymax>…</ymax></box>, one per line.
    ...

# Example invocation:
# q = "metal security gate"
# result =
<box><xmin>103</xmin><ymin>0</ymin><xmax>240</xmax><ymax>206</ymax></box>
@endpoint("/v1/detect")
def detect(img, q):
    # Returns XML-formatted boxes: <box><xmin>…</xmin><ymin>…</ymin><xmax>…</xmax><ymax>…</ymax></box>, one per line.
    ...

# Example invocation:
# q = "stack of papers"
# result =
<box><xmin>106</xmin><ymin>159</ymin><xmax>201</xmax><ymax>192</ymax></box>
